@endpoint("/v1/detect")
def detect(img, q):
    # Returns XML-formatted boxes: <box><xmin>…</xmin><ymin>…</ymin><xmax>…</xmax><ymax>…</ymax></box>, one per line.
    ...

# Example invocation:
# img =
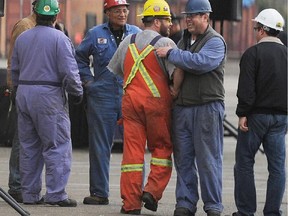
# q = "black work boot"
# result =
<box><xmin>142</xmin><ymin>192</ymin><xmax>158</xmax><ymax>212</ymax></box>
<box><xmin>174</xmin><ymin>207</ymin><xmax>195</xmax><ymax>216</ymax></box>
<box><xmin>120</xmin><ymin>207</ymin><xmax>141</xmax><ymax>215</ymax></box>
<box><xmin>207</xmin><ymin>210</ymin><xmax>221</xmax><ymax>216</ymax></box>
<box><xmin>46</xmin><ymin>198</ymin><xmax>77</xmax><ymax>207</ymax></box>
<box><xmin>83</xmin><ymin>194</ymin><xmax>109</xmax><ymax>205</ymax></box>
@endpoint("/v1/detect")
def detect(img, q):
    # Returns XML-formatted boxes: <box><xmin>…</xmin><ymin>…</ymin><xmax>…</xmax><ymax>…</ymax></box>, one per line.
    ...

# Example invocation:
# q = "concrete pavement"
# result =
<box><xmin>0</xmin><ymin>57</ymin><xmax>287</xmax><ymax>216</ymax></box>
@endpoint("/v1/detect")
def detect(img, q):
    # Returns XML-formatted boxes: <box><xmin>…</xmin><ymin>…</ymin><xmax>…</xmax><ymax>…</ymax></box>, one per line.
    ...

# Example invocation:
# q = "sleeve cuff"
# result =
<box><xmin>166</xmin><ymin>49</ymin><xmax>173</xmax><ymax>58</ymax></box>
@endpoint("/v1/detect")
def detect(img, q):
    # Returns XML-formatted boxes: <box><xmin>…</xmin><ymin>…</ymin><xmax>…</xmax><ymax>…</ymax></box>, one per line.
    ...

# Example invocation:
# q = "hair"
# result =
<box><xmin>258</xmin><ymin>23</ymin><xmax>280</xmax><ymax>37</ymax></box>
<box><xmin>142</xmin><ymin>16</ymin><xmax>170</xmax><ymax>26</ymax></box>
<box><xmin>172</xmin><ymin>19</ymin><xmax>180</xmax><ymax>25</ymax></box>
<box><xmin>36</xmin><ymin>14</ymin><xmax>57</xmax><ymax>26</ymax></box>
<box><xmin>142</xmin><ymin>16</ymin><xmax>154</xmax><ymax>26</ymax></box>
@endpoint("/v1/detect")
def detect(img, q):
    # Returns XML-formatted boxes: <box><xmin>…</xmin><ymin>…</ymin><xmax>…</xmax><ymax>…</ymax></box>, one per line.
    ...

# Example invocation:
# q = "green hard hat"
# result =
<box><xmin>35</xmin><ymin>0</ymin><xmax>60</xmax><ymax>16</ymax></box>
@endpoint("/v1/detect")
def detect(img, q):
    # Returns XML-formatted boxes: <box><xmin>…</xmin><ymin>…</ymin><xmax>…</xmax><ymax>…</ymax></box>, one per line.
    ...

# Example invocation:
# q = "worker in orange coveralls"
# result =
<box><xmin>107</xmin><ymin>0</ymin><xmax>180</xmax><ymax>214</ymax></box>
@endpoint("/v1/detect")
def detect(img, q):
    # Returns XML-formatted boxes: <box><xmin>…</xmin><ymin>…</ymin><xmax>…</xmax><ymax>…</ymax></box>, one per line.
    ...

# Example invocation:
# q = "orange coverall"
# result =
<box><xmin>120</xmin><ymin>35</ymin><xmax>173</xmax><ymax>211</ymax></box>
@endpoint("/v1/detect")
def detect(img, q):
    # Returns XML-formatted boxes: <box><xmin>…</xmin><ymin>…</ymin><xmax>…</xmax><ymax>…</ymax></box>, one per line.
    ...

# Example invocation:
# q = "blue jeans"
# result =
<box><xmin>234</xmin><ymin>114</ymin><xmax>287</xmax><ymax>216</ymax></box>
<box><xmin>173</xmin><ymin>101</ymin><xmax>225</xmax><ymax>214</ymax></box>
<box><xmin>85</xmin><ymin>76</ymin><xmax>122</xmax><ymax>198</ymax></box>
<box><xmin>8</xmin><ymin>112</ymin><xmax>21</xmax><ymax>195</ymax></box>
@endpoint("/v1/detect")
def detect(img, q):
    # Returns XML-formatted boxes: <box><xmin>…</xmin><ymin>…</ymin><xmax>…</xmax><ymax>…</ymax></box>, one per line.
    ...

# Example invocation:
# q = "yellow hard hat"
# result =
<box><xmin>139</xmin><ymin>0</ymin><xmax>171</xmax><ymax>17</ymax></box>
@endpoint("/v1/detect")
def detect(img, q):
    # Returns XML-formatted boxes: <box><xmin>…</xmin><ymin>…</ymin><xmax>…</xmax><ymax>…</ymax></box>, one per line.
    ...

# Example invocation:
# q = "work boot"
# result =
<box><xmin>120</xmin><ymin>207</ymin><xmax>141</xmax><ymax>215</ymax></box>
<box><xmin>142</xmin><ymin>192</ymin><xmax>158</xmax><ymax>212</ymax></box>
<box><xmin>8</xmin><ymin>191</ymin><xmax>23</xmax><ymax>203</ymax></box>
<box><xmin>207</xmin><ymin>210</ymin><xmax>221</xmax><ymax>216</ymax></box>
<box><xmin>46</xmin><ymin>198</ymin><xmax>77</xmax><ymax>207</ymax></box>
<box><xmin>232</xmin><ymin>212</ymin><xmax>251</xmax><ymax>216</ymax></box>
<box><xmin>174</xmin><ymin>207</ymin><xmax>195</xmax><ymax>216</ymax></box>
<box><xmin>83</xmin><ymin>195</ymin><xmax>109</xmax><ymax>205</ymax></box>
<box><xmin>23</xmin><ymin>197</ymin><xmax>45</xmax><ymax>205</ymax></box>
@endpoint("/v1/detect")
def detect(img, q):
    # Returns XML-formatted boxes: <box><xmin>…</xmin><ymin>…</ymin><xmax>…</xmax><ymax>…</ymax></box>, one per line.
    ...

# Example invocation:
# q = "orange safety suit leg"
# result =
<box><xmin>120</xmin><ymin>93</ymin><xmax>173</xmax><ymax>211</ymax></box>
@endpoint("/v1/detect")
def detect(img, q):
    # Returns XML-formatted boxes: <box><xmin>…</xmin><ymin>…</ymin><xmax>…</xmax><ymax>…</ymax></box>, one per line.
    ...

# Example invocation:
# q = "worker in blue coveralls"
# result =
<box><xmin>11</xmin><ymin>0</ymin><xmax>83</xmax><ymax>207</ymax></box>
<box><xmin>75</xmin><ymin>0</ymin><xmax>141</xmax><ymax>205</ymax></box>
<box><xmin>156</xmin><ymin>0</ymin><xmax>226</xmax><ymax>215</ymax></box>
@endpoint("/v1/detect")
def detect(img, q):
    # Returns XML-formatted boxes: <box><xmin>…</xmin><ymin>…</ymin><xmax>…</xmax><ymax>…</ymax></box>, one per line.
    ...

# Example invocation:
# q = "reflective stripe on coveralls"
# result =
<box><xmin>121</xmin><ymin>164</ymin><xmax>144</xmax><ymax>172</ymax></box>
<box><xmin>123</xmin><ymin>34</ymin><xmax>162</xmax><ymax>97</ymax></box>
<box><xmin>120</xmin><ymin>34</ymin><xmax>173</xmax><ymax>211</ymax></box>
<box><xmin>124</xmin><ymin>44</ymin><xmax>160</xmax><ymax>97</ymax></box>
<box><xmin>121</xmin><ymin>158</ymin><xmax>172</xmax><ymax>173</ymax></box>
<box><xmin>151</xmin><ymin>157</ymin><xmax>172</xmax><ymax>167</ymax></box>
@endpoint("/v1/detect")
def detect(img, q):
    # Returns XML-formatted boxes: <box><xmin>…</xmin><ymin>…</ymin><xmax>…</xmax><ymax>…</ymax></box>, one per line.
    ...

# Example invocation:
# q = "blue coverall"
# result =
<box><xmin>11</xmin><ymin>26</ymin><xmax>83</xmax><ymax>203</ymax></box>
<box><xmin>168</xmin><ymin>36</ymin><xmax>226</xmax><ymax>213</ymax></box>
<box><xmin>75</xmin><ymin>22</ymin><xmax>141</xmax><ymax>198</ymax></box>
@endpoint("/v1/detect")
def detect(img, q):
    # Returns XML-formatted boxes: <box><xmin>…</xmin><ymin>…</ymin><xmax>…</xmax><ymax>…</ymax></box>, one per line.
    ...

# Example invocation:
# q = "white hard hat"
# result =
<box><xmin>252</xmin><ymin>8</ymin><xmax>285</xmax><ymax>31</ymax></box>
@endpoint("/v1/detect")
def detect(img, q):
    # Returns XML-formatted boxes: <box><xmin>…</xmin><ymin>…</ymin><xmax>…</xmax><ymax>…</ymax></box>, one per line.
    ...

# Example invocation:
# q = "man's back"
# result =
<box><xmin>237</xmin><ymin>41</ymin><xmax>287</xmax><ymax>116</ymax></box>
<box><xmin>13</xmin><ymin>26</ymin><xmax>72</xmax><ymax>83</ymax></box>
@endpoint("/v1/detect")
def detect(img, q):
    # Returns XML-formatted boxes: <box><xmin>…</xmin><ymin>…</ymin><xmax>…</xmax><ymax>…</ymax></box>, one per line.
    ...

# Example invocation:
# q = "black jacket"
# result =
<box><xmin>236</xmin><ymin>39</ymin><xmax>287</xmax><ymax>117</ymax></box>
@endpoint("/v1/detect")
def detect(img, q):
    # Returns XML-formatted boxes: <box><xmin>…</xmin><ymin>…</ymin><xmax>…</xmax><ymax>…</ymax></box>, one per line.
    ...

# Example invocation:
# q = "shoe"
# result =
<box><xmin>207</xmin><ymin>210</ymin><xmax>221</xmax><ymax>216</ymax></box>
<box><xmin>232</xmin><ymin>212</ymin><xmax>250</xmax><ymax>216</ymax></box>
<box><xmin>174</xmin><ymin>207</ymin><xmax>195</xmax><ymax>216</ymax></box>
<box><xmin>23</xmin><ymin>197</ymin><xmax>45</xmax><ymax>205</ymax></box>
<box><xmin>83</xmin><ymin>195</ymin><xmax>109</xmax><ymax>205</ymax></box>
<box><xmin>120</xmin><ymin>207</ymin><xmax>141</xmax><ymax>215</ymax></box>
<box><xmin>46</xmin><ymin>198</ymin><xmax>77</xmax><ymax>207</ymax></box>
<box><xmin>8</xmin><ymin>191</ymin><xmax>23</xmax><ymax>203</ymax></box>
<box><xmin>142</xmin><ymin>192</ymin><xmax>158</xmax><ymax>212</ymax></box>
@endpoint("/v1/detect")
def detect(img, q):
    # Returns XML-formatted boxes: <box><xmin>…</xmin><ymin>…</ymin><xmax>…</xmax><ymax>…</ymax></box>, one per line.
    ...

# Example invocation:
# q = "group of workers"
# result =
<box><xmin>6</xmin><ymin>0</ymin><xmax>287</xmax><ymax>215</ymax></box>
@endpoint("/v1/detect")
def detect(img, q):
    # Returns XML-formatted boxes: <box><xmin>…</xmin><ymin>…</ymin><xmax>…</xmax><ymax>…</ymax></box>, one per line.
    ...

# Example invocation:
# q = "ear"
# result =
<box><xmin>260</xmin><ymin>28</ymin><xmax>266</xmax><ymax>36</ymax></box>
<box><xmin>105</xmin><ymin>10</ymin><xmax>110</xmax><ymax>17</ymax></box>
<box><xmin>203</xmin><ymin>13</ymin><xmax>209</xmax><ymax>20</ymax></box>
<box><xmin>154</xmin><ymin>19</ymin><xmax>161</xmax><ymax>28</ymax></box>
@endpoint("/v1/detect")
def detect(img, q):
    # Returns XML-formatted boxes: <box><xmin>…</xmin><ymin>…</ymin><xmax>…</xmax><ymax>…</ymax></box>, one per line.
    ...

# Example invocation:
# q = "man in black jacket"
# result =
<box><xmin>233</xmin><ymin>8</ymin><xmax>287</xmax><ymax>216</ymax></box>
<box><xmin>169</xmin><ymin>12</ymin><xmax>183</xmax><ymax>44</ymax></box>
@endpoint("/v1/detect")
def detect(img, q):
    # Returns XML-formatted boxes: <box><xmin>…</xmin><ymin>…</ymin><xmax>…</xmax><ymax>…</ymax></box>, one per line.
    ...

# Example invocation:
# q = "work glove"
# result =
<box><xmin>69</xmin><ymin>94</ymin><xmax>83</xmax><ymax>105</ymax></box>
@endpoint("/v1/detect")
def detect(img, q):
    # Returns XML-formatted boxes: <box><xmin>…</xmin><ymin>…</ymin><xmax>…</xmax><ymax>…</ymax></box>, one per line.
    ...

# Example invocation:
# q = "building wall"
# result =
<box><xmin>0</xmin><ymin>0</ymin><xmax>259</xmax><ymax>58</ymax></box>
<box><xmin>2</xmin><ymin>0</ymin><xmax>104</xmax><ymax>57</ymax></box>
<box><xmin>65</xmin><ymin>0</ymin><xmax>104</xmax><ymax>46</ymax></box>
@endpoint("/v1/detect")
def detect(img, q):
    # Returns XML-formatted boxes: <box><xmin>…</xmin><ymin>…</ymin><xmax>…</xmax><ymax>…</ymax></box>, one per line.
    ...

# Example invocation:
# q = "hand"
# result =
<box><xmin>69</xmin><ymin>94</ymin><xmax>83</xmax><ymax>105</ymax></box>
<box><xmin>169</xmin><ymin>85</ymin><xmax>180</xmax><ymax>100</ymax></box>
<box><xmin>156</xmin><ymin>46</ymin><xmax>173</xmax><ymax>58</ymax></box>
<box><xmin>82</xmin><ymin>80</ymin><xmax>93</xmax><ymax>88</ymax></box>
<box><xmin>238</xmin><ymin>117</ymin><xmax>248</xmax><ymax>132</ymax></box>
<box><xmin>117</xmin><ymin>118</ymin><xmax>123</xmax><ymax>125</ymax></box>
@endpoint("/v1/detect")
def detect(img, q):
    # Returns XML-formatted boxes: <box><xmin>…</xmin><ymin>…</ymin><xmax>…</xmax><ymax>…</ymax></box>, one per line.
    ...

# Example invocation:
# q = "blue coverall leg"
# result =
<box><xmin>85</xmin><ymin>76</ymin><xmax>122</xmax><ymax>198</ymax></box>
<box><xmin>17</xmin><ymin>86</ymin><xmax>71</xmax><ymax>203</ymax></box>
<box><xmin>173</xmin><ymin>101</ymin><xmax>224</xmax><ymax>214</ymax></box>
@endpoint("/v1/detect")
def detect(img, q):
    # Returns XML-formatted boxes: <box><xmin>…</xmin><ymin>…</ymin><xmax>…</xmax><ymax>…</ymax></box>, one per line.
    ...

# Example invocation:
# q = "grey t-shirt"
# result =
<box><xmin>108</xmin><ymin>29</ymin><xmax>177</xmax><ymax>79</ymax></box>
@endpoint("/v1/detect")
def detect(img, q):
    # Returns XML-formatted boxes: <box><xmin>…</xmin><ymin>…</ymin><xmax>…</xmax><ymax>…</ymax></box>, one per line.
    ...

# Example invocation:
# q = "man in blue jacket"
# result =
<box><xmin>76</xmin><ymin>0</ymin><xmax>141</xmax><ymax>205</ymax></box>
<box><xmin>156</xmin><ymin>0</ymin><xmax>226</xmax><ymax>215</ymax></box>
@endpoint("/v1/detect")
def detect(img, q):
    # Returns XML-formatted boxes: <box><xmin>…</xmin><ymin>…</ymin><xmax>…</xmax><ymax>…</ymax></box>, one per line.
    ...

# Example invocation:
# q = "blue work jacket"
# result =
<box><xmin>76</xmin><ymin>22</ymin><xmax>141</xmax><ymax>83</ymax></box>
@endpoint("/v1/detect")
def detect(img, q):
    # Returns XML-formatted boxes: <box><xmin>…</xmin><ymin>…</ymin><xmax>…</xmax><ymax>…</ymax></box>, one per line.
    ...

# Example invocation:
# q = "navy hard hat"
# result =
<box><xmin>182</xmin><ymin>0</ymin><xmax>212</xmax><ymax>14</ymax></box>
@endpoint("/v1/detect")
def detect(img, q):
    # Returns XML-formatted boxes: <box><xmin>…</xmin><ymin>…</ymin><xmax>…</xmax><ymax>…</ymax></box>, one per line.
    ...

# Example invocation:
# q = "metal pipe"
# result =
<box><xmin>0</xmin><ymin>187</ymin><xmax>30</xmax><ymax>216</ymax></box>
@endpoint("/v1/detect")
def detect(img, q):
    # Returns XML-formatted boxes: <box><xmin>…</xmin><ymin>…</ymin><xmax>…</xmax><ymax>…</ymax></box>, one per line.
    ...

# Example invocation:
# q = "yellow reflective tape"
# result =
<box><xmin>121</xmin><ymin>164</ymin><xmax>144</xmax><ymax>173</ymax></box>
<box><xmin>124</xmin><ymin>44</ymin><xmax>153</xmax><ymax>89</ymax></box>
<box><xmin>151</xmin><ymin>157</ymin><xmax>173</xmax><ymax>167</ymax></box>
<box><xmin>124</xmin><ymin>44</ymin><xmax>140</xmax><ymax>89</ymax></box>
<box><xmin>124</xmin><ymin>44</ymin><xmax>160</xmax><ymax>97</ymax></box>
<box><xmin>138</xmin><ymin>62</ymin><xmax>160</xmax><ymax>97</ymax></box>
